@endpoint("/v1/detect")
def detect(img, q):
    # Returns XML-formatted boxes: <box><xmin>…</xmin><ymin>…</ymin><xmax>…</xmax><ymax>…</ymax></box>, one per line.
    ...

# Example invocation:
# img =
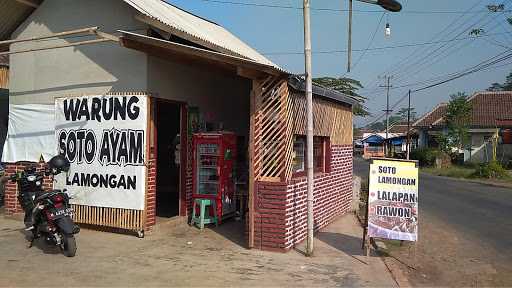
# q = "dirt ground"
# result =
<box><xmin>382</xmin><ymin>208</ymin><xmax>512</xmax><ymax>287</ymax></box>
<box><xmin>353</xmin><ymin>157</ymin><xmax>512</xmax><ymax>287</ymax></box>
<box><xmin>0</xmin><ymin>213</ymin><xmax>396</xmax><ymax>287</ymax></box>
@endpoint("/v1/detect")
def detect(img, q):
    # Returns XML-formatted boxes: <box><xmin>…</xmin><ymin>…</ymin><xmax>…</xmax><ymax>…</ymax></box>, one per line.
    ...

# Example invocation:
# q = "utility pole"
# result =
<box><xmin>303</xmin><ymin>0</ymin><xmax>314</xmax><ymax>257</ymax></box>
<box><xmin>380</xmin><ymin>76</ymin><xmax>393</xmax><ymax>157</ymax></box>
<box><xmin>347</xmin><ymin>0</ymin><xmax>353</xmax><ymax>73</ymax></box>
<box><xmin>406</xmin><ymin>89</ymin><xmax>411</xmax><ymax>160</ymax></box>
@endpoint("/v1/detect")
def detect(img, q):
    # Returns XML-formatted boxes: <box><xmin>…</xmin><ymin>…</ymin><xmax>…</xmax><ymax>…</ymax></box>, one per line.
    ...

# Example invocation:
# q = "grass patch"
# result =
<box><xmin>422</xmin><ymin>165</ymin><xmax>512</xmax><ymax>184</ymax></box>
<box><xmin>422</xmin><ymin>166</ymin><xmax>475</xmax><ymax>178</ymax></box>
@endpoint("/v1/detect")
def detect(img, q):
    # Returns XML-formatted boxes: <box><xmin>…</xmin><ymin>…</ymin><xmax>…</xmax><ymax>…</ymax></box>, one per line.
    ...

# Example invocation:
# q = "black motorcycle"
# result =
<box><xmin>10</xmin><ymin>155</ymin><xmax>80</xmax><ymax>257</ymax></box>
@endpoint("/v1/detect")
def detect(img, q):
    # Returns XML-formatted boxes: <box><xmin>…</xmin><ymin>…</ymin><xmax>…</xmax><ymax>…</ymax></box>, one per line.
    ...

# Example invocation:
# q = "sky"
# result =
<box><xmin>167</xmin><ymin>0</ymin><xmax>512</xmax><ymax>127</ymax></box>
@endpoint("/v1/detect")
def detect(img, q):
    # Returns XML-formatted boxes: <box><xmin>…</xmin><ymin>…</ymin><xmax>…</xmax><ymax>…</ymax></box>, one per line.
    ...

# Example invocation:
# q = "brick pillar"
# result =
<box><xmin>253</xmin><ymin>181</ymin><xmax>289</xmax><ymax>252</ymax></box>
<box><xmin>3</xmin><ymin>163</ymin><xmax>21</xmax><ymax>215</ymax></box>
<box><xmin>3</xmin><ymin>162</ymin><xmax>54</xmax><ymax>216</ymax></box>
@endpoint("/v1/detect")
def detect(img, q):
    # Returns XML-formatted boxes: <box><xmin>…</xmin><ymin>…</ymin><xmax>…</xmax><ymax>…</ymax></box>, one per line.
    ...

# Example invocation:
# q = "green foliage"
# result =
<box><xmin>473</xmin><ymin>160</ymin><xmax>508</xmax><ymax>179</ymax></box>
<box><xmin>367</xmin><ymin>122</ymin><xmax>385</xmax><ymax>131</ymax></box>
<box><xmin>435</xmin><ymin>134</ymin><xmax>455</xmax><ymax>155</ymax></box>
<box><xmin>396</xmin><ymin>107</ymin><xmax>417</xmax><ymax>121</ymax></box>
<box><xmin>410</xmin><ymin>148</ymin><xmax>440</xmax><ymax>167</ymax></box>
<box><xmin>445</xmin><ymin>92</ymin><xmax>472</xmax><ymax>151</ymax></box>
<box><xmin>353</xmin><ymin>104</ymin><xmax>371</xmax><ymax>117</ymax></box>
<box><xmin>422</xmin><ymin>166</ymin><xmax>475</xmax><ymax>179</ymax></box>
<box><xmin>487</xmin><ymin>4</ymin><xmax>505</xmax><ymax>12</ymax></box>
<box><xmin>487</xmin><ymin>71</ymin><xmax>512</xmax><ymax>91</ymax></box>
<box><xmin>313</xmin><ymin>77</ymin><xmax>363</xmax><ymax>96</ymax></box>
<box><xmin>313</xmin><ymin>76</ymin><xmax>369</xmax><ymax>117</ymax></box>
<box><xmin>487</xmin><ymin>82</ymin><xmax>503</xmax><ymax>91</ymax></box>
<box><xmin>364</xmin><ymin>115</ymin><xmax>404</xmax><ymax>132</ymax></box>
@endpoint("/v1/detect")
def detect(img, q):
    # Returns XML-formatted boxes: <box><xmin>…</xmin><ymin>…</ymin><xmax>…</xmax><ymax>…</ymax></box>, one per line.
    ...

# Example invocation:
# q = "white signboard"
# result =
<box><xmin>367</xmin><ymin>158</ymin><xmax>419</xmax><ymax>241</ymax></box>
<box><xmin>55</xmin><ymin>95</ymin><xmax>147</xmax><ymax>210</ymax></box>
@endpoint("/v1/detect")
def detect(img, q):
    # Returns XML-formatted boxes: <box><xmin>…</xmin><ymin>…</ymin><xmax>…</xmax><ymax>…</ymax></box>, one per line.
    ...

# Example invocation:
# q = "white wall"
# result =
<box><xmin>147</xmin><ymin>55</ymin><xmax>251</xmax><ymax>136</ymax></box>
<box><xmin>9</xmin><ymin>0</ymin><xmax>148</xmax><ymax>105</ymax></box>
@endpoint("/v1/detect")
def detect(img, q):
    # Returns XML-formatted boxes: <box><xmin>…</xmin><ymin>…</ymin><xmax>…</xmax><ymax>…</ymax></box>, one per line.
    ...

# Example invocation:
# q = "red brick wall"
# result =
<box><xmin>3</xmin><ymin>162</ymin><xmax>53</xmax><ymax>216</ymax></box>
<box><xmin>285</xmin><ymin>144</ymin><xmax>353</xmax><ymax>249</ymax></box>
<box><xmin>252</xmin><ymin>145</ymin><xmax>353</xmax><ymax>252</ymax></box>
<box><xmin>253</xmin><ymin>181</ymin><xmax>289</xmax><ymax>252</ymax></box>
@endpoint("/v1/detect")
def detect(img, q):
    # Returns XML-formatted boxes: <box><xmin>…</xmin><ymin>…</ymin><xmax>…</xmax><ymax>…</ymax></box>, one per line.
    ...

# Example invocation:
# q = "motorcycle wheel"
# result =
<box><xmin>61</xmin><ymin>234</ymin><xmax>77</xmax><ymax>257</ymax></box>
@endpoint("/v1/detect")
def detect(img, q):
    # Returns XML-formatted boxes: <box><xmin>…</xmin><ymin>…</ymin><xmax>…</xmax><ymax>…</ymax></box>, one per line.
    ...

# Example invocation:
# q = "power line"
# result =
<box><xmin>363</xmin><ymin>0</ymin><xmax>488</xmax><ymax>90</ymax></box>
<box><xmin>261</xmin><ymin>31</ymin><xmax>512</xmax><ymax>55</ymax></box>
<box><xmin>411</xmin><ymin>50</ymin><xmax>512</xmax><ymax>92</ymax></box>
<box><xmin>343</xmin><ymin>12</ymin><xmax>385</xmax><ymax>75</ymax></box>
<box><xmin>391</xmin><ymin>0</ymin><xmax>512</xmax><ymax>83</ymax></box>
<box><xmin>388</xmin><ymin>0</ymin><xmax>505</xmax><ymax>82</ymax></box>
<box><xmin>197</xmin><ymin>0</ymin><xmax>512</xmax><ymax>14</ymax></box>
<box><xmin>362</xmin><ymin>49</ymin><xmax>512</xmax><ymax>127</ymax></box>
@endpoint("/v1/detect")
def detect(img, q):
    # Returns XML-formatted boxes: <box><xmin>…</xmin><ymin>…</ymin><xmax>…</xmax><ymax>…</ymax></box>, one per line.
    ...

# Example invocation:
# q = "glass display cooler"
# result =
<box><xmin>192</xmin><ymin>132</ymin><xmax>237</xmax><ymax>223</ymax></box>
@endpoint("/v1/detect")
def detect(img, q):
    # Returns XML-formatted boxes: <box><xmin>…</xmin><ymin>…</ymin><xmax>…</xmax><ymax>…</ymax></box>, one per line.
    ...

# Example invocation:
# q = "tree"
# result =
<box><xmin>367</xmin><ymin>122</ymin><xmax>385</xmax><ymax>131</ymax></box>
<box><xmin>395</xmin><ymin>107</ymin><xmax>417</xmax><ymax>121</ymax></box>
<box><xmin>487</xmin><ymin>71</ymin><xmax>512</xmax><ymax>91</ymax></box>
<box><xmin>487</xmin><ymin>82</ymin><xmax>503</xmax><ymax>91</ymax></box>
<box><xmin>445</xmin><ymin>92</ymin><xmax>472</xmax><ymax>152</ymax></box>
<box><xmin>313</xmin><ymin>77</ymin><xmax>370</xmax><ymax>117</ymax></box>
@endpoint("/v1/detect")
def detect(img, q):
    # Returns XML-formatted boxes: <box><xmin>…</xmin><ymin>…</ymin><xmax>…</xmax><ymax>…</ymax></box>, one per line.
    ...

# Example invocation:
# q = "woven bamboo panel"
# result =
<box><xmin>0</xmin><ymin>66</ymin><xmax>8</xmax><ymax>89</ymax></box>
<box><xmin>253</xmin><ymin>78</ymin><xmax>290</xmax><ymax>181</ymax></box>
<box><xmin>289</xmin><ymin>92</ymin><xmax>353</xmax><ymax>145</ymax></box>
<box><xmin>71</xmin><ymin>204</ymin><xmax>144</xmax><ymax>231</ymax></box>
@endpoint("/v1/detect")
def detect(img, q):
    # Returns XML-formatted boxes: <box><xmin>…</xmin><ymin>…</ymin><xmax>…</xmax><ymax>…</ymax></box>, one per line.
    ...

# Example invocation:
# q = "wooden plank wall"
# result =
<box><xmin>0</xmin><ymin>66</ymin><xmax>8</xmax><ymax>89</ymax></box>
<box><xmin>289</xmin><ymin>92</ymin><xmax>353</xmax><ymax>145</ymax></box>
<box><xmin>253</xmin><ymin>78</ymin><xmax>290</xmax><ymax>182</ymax></box>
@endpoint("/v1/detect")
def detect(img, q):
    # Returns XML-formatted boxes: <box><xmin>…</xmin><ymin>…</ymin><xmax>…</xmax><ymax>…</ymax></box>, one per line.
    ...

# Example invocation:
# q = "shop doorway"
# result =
<box><xmin>155</xmin><ymin>100</ymin><xmax>182</xmax><ymax>218</ymax></box>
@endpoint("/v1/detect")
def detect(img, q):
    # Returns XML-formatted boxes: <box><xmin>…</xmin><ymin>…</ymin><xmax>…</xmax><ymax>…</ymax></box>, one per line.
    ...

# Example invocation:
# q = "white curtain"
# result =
<box><xmin>2</xmin><ymin>104</ymin><xmax>56</xmax><ymax>163</ymax></box>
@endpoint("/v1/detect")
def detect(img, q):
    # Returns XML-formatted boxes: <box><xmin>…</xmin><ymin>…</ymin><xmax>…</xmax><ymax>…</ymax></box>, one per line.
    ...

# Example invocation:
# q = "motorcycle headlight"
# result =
<box><xmin>27</xmin><ymin>175</ymin><xmax>36</xmax><ymax>182</ymax></box>
<box><xmin>35</xmin><ymin>181</ymin><xmax>41</xmax><ymax>186</ymax></box>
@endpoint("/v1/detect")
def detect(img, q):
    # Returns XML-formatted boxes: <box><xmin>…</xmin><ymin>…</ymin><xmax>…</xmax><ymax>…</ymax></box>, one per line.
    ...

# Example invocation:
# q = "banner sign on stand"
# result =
<box><xmin>367</xmin><ymin>158</ymin><xmax>419</xmax><ymax>241</ymax></box>
<box><xmin>54</xmin><ymin>95</ymin><xmax>147</xmax><ymax>210</ymax></box>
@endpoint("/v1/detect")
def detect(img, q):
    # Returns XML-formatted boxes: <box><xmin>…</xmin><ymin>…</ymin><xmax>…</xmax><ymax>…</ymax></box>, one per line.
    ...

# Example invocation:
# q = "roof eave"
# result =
<box><xmin>119</xmin><ymin>31</ymin><xmax>287</xmax><ymax>78</ymax></box>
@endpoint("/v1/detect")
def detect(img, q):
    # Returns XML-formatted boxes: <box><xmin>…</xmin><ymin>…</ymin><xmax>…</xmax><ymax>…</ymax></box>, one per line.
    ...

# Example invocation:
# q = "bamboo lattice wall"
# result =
<box><xmin>289</xmin><ymin>92</ymin><xmax>353</xmax><ymax>145</ymax></box>
<box><xmin>0</xmin><ymin>66</ymin><xmax>8</xmax><ymax>89</ymax></box>
<box><xmin>253</xmin><ymin>78</ymin><xmax>290</xmax><ymax>182</ymax></box>
<box><xmin>72</xmin><ymin>204</ymin><xmax>145</xmax><ymax>231</ymax></box>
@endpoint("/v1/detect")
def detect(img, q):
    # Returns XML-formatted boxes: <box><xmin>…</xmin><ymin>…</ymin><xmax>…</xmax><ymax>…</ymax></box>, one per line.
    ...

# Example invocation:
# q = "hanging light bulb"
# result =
<box><xmin>385</xmin><ymin>23</ymin><xmax>391</xmax><ymax>37</ymax></box>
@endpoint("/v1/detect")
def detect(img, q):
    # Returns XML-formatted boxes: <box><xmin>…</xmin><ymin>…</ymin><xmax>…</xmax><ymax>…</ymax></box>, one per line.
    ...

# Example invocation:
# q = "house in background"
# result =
<box><xmin>414</xmin><ymin>91</ymin><xmax>512</xmax><ymax>164</ymax></box>
<box><xmin>359</xmin><ymin>122</ymin><xmax>417</xmax><ymax>159</ymax></box>
<box><xmin>360</xmin><ymin>133</ymin><xmax>386</xmax><ymax>159</ymax></box>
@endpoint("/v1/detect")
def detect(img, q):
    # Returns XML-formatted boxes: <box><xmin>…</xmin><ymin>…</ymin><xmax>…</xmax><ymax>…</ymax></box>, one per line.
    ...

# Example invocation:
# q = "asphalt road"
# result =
<box><xmin>353</xmin><ymin>157</ymin><xmax>512</xmax><ymax>286</ymax></box>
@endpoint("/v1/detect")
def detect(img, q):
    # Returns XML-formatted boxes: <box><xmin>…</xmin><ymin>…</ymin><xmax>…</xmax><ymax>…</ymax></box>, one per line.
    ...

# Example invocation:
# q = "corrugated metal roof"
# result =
<box><xmin>0</xmin><ymin>0</ymin><xmax>280</xmax><ymax>70</ymax></box>
<box><xmin>123</xmin><ymin>0</ymin><xmax>279</xmax><ymax>68</ymax></box>
<box><xmin>0</xmin><ymin>0</ymin><xmax>39</xmax><ymax>41</ymax></box>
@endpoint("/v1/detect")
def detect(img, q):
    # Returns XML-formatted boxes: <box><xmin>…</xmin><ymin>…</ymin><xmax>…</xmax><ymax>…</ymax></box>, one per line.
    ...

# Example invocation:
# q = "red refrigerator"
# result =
<box><xmin>192</xmin><ymin>132</ymin><xmax>237</xmax><ymax>223</ymax></box>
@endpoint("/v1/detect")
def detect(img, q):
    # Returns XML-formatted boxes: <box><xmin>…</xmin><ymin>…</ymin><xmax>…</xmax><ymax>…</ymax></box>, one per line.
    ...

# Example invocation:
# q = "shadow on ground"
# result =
<box><xmin>209</xmin><ymin>218</ymin><xmax>248</xmax><ymax>249</ymax></box>
<box><xmin>316</xmin><ymin>231</ymin><xmax>367</xmax><ymax>257</ymax></box>
<box><xmin>17</xmin><ymin>230</ymin><xmax>62</xmax><ymax>255</ymax></box>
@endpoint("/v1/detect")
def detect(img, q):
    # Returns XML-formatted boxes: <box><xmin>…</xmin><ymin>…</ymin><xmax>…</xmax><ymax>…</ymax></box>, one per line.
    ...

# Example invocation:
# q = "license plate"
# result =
<box><xmin>48</xmin><ymin>207</ymin><xmax>74</xmax><ymax>220</ymax></box>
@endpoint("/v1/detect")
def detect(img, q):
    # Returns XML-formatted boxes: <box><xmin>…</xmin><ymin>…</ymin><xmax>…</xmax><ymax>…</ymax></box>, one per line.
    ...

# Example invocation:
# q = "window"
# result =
<box><xmin>293</xmin><ymin>138</ymin><xmax>305</xmax><ymax>172</ymax></box>
<box><xmin>292</xmin><ymin>136</ymin><xmax>331</xmax><ymax>176</ymax></box>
